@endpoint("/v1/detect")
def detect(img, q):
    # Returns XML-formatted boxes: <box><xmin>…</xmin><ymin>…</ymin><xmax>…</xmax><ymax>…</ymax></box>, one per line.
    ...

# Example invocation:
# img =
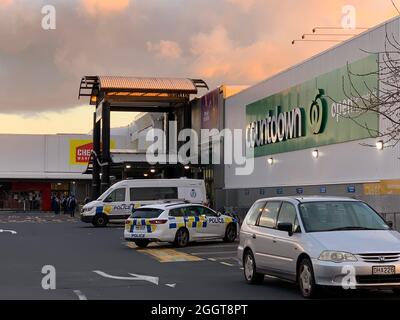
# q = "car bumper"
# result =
<box><xmin>313</xmin><ymin>259</ymin><xmax>400</xmax><ymax>288</ymax></box>
<box><xmin>124</xmin><ymin>230</ymin><xmax>173</xmax><ymax>242</ymax></box>
<box><xmin>80</xmin><ymin>215</ymin><xmax>94</xmax><ymax>223</ymax></box>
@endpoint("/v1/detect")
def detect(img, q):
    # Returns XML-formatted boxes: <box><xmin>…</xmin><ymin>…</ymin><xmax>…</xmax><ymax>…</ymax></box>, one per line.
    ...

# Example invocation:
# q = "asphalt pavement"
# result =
<box><xmin>0</xmin><ymin>212</ymin><xmax>398</xmax><ymax>300</ymax></box>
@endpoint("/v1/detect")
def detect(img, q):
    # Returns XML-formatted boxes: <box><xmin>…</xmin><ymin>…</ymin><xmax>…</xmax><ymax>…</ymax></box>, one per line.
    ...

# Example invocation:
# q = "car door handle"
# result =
<box><xmin>252</xmin><ymin>234</ymin><xmax>256</xmax><ymax>239</ymax></box>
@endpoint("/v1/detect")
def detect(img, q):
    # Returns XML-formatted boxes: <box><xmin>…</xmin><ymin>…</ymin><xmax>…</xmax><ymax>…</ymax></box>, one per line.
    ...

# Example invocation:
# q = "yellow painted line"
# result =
<box><xmin>125</xmin><ymin>242</ymin><xmax>204</xmax><ymax>262</ymax></box>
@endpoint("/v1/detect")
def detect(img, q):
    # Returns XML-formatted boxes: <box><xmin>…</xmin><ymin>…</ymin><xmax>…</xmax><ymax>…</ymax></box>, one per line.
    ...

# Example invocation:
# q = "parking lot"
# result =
<box><xmin>0</xmin><ymin>212</ymin><xmax>398</xmax><ymax>300</ymax></box>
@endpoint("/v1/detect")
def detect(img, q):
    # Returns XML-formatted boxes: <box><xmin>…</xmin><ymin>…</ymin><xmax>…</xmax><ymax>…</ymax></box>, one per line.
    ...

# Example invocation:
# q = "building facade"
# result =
<box><xmin>222</xmin><ymin>17</ymin><xmax>400</xmax><ymax>222</ymax></box>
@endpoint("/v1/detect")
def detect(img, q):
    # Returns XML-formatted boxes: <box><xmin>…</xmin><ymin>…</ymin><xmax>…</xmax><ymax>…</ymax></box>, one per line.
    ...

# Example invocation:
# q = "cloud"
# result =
<box><xmin>190</xmin><ymin>25</ymin><xmax>291</xmax><ymax>83</ymax></box>
<box><xmin>224</xmin><ymin>0</ymin><xmax>255</xmax><ymax>12</ymax></box>
<box><xmin>80</xmin><ymin>0</ymin><xmax>131</xmax><ymax>17</ymax></box>
<box><xmin>0</xmin><ymin>0</ymin><xmax>397</xmax><ymax>120</ymax></box>
<box><xmin>147</xmin><ymin>40</ymin><xmax>182</xmax><ymax>59</ymax></box>
<box><xmin>0</xmin><ymin>0</ymin><xmax>13</xmax><ymax>6</ymax></box>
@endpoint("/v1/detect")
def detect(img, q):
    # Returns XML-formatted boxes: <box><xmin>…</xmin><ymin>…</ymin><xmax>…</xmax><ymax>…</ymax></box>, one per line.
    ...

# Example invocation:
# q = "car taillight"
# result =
<box><xmin>150</xmin><ymin>219</ymin><xmax>168</xmax><ymax>224</ymax></box>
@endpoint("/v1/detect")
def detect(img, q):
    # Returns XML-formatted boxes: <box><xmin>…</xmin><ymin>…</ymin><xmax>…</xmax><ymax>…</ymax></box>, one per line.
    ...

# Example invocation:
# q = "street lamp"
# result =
<box><xmin>184</xmin><ymin>165</ymin><xmax>190</xmax><ymax>170</ymax></box>
<box><xmin>150</xmin><ymin>169</ymin><xmax>156</xmax><ymax>173</ymax></box>
<box><xmin>126</xmin><ymin>164</ymin><xmax>131</xmax><ymax>169</ymax></box>
<box><xmin>376</xmin><ymin>140</ymin><xmax>384</xmax><ymax>151</ymax></box>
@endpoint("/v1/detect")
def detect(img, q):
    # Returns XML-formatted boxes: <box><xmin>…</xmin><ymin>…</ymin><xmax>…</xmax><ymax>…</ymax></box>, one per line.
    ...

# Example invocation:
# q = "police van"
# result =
<box><xmin>81</xmin><ymin>179</ymin><xmax>207</xmax><ymax>227</ymax></box>
<box><xmin>124</xmin><ymin>202</ymin><xmax>239</xmax><ymax>247</ymax></box>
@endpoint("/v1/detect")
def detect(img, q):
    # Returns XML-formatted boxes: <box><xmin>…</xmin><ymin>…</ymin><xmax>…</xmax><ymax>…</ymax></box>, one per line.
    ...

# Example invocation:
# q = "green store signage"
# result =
<box><xmin>245</xmin><ymin>54</ymin><xmax>379</xmax><ymax>157</ymax></box>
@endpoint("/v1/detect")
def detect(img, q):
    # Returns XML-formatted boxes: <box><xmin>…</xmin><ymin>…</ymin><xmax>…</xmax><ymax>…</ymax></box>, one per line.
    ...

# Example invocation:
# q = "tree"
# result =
<box><xmin>334</xmin><ymin>27</ymin><xmax>400</xmax><ymax>148</ymax></box>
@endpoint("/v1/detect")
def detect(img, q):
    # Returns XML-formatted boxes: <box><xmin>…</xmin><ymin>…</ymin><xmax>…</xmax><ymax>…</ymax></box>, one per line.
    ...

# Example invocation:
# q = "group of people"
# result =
<box><xmin>51</xmin><ymin>194</ymin><xmax>77</xmax><ymax>217</ymax></box>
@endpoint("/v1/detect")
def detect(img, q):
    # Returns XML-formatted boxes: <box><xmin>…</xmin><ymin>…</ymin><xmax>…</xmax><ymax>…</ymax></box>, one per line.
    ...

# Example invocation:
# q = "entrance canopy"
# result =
<box><xmin>78</xmin><ymin>75</ymin><xmax>208</xmax><ymax>199</ymax></box>
<box><xmin>78</xmin><ymin>76</ymin><xmax>208</xmax><ymax>112</ymax></box>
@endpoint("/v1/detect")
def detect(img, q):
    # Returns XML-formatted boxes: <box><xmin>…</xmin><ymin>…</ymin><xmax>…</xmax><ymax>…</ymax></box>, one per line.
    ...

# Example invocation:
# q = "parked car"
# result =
<box><xmin>124</xmin><ymin>202</ymin><xmax>239</xmax><ymax>248</ymax></box>
<box><xmin>238</xmin><ymin>196</ymin><xmax>400</xmax><ymax>298</ymax></box>
<box><xmin>81</xmin><ymin>179</ymin><xmax>207</xmax><ymax>227</ymax></box>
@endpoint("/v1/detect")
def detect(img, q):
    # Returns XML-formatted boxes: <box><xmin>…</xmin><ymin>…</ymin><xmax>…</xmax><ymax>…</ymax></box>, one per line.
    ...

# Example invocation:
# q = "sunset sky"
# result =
<box><xmin>0</xmin><ymin>0</ymin><xmax>397</xmax><ymax>134</ymax></box>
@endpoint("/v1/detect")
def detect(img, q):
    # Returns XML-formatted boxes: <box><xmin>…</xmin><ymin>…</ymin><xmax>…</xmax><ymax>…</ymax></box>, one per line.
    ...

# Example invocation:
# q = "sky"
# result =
<box><xmin>0</xmin><ymin>0</ymin><xmax>397</xmax><ymax>134</ymax></box>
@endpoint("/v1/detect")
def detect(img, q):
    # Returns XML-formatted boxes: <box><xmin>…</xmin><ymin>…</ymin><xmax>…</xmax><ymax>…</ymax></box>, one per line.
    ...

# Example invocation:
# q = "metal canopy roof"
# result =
<box><xmin>78</xmin><ymin>75</ymin><xmax>208</xmax><ymax>106</ymax></box>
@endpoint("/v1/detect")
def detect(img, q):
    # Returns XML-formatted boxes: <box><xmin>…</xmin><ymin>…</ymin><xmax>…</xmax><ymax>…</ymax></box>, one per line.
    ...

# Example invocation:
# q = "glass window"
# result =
<box><xmin>245</xmin><ymin>201</ymin><xmax>266</xmax><ymax>226</ymax></box>
<box><xmin>106</xmin><ymin>188</ymin><xmax>126</xmax><ymax>202</ymax></box>
<box><xmin>277</xmin><ymin>202</ymin><xmax>299</xmax><ymax>232</ymax></box>
<box><xmin>130</xmin><ymin>187</ymin><xmax>178</xmax><ymax>201</ymax></box>
<box><xmin>299</xmin><ymin>201</ymin><xmax>390</xmax><ymax>232</ymax></box>
<box><xmin>258</xmin><ymin>202</ymin><xmax>281</xmax><ymax>228</ymax></box>
<box><xmin>169</xmin><ymin>208</ymin><xmax>185</xmax><ymax>217</ymax></box>
<box><xmin>196</xmin><ymin>206</ymin><xmax>218</xmax><ymax>217</ymax></box>
<box><xmin>183</xmin><ymin>206</ymin><xmax>201</xmax><ymax>217</ymax></box>
<box><xmin>130</xmin><ymin>208</ymin><xmax>163</xmax><ymax>219</ymax></box>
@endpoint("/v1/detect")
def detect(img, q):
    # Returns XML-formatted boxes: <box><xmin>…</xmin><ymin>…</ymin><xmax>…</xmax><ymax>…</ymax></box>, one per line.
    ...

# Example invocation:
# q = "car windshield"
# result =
<box><xmin>298</xmin><ymin>201</ymin><xmax>390</xmax><ymax>232</ymax></box>
<box><xmin>130</xmin><ymin>208</ymin><xmax>163</xmax><ymax>219</ymax></box>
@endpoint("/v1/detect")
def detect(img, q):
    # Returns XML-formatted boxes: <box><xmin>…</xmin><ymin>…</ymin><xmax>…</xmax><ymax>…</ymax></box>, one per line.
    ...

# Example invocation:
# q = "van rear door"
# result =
<box><xmin>180</xmin><ymin>186</ymin><xmax>204</xmax><ymax>204</ymax></box>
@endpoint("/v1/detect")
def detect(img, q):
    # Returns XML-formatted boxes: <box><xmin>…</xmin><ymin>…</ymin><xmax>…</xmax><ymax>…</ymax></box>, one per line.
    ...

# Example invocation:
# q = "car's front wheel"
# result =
<box><xmin>243</xmin><ymin>250</ymin><xmax>264</xmax><ymax>284</ymax></box>
<box><xmin>298</xmin><ymin>258</ymin><xmax>319</xmax><ymax>298</ymax></box>
<box><xmin>223</xmin><ymin>223</ymin><xmax>237</xmax><ymax>242</ymax></box>
<box><xmin>92</xmin><ymin>214</ymin><xmax>108</xmax><ymax>227</ymax></box>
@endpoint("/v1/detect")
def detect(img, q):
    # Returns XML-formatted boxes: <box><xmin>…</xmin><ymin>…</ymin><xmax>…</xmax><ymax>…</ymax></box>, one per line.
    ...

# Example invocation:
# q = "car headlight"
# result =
<box><xmin>318</xmin><ymin>251</ymin><xmax>357</xmax><ymax>263</ymax></box>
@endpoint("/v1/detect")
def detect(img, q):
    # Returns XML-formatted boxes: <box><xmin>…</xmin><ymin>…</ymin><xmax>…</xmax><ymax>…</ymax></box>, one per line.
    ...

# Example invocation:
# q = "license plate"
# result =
<box><xmin>135</xmin><ymin>225</ymin><xmax>146</xmax><ymax>231</ymax></box>
<box><xmin>372</xmin><ymin>266</ymin><xmax>396</xmax><ymax>275</ymax></box>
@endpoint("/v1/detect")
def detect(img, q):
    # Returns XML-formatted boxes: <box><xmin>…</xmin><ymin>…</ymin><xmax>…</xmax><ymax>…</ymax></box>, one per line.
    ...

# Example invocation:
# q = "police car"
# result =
<box><xmin>124</xmin><ymin>202</ymin><xmax>239</xmax><ymax>248</ymax></box>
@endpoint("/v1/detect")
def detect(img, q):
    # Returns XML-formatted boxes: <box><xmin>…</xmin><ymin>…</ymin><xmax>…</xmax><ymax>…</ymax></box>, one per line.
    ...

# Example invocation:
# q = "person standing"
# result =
<box><xmin>69</xmin><ymin>195</ymin><xmax>76</xmax><ymax>217</ymax></box>
<box><xmin>62</xmin><ymin>195</ymin><xmax>68</xmax><ymax>215</ymax></box>
<box><xmin>54</xmin><ymin>195</ymin><xmax>60</xmax><ymax>215</ymax></box>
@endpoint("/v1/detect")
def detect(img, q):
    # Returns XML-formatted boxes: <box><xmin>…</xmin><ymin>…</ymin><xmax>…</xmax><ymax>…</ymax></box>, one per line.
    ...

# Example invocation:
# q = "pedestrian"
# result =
<box><xmin>62</xmin><ymin>196</ymin><xmax>68</xmax><ymax>215</ymax></box>
<box><xmin>54</xmin><ymin>195</ymin><xmax>60</xmax><ymax>215</ymax></box>
<box><xmin>68</xmin><ymin>195</ymin><xmax>76</xmax><ymax>217</ymax></box>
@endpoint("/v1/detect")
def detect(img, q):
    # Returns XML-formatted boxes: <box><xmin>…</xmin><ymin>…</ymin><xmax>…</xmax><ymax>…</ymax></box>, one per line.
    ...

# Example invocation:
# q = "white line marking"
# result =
<box><xmin>208</xmin><ymin>258</ymin><xmax>217</xmax><ymax>261</ymax></box>
<box><xmin>190</xmin><ymin>251</ymin><xmax>237</xmax><ymax>255</ymax></box>
<box><xmin>0</xmin><ymin>229</ymin><xmax>17</xmax><ymax>235</ymax></box>
<box><xmin>93</xmin><ymin>270</ymin><xmax>159</xmax><ymax>285</ymax></box>
<box><xmin>73</xmin><ymin>290</ymin><xmax>87</xmax><ymax>300</ymax></box>
<box><xmin>240</xmin><ymin>267</ymin><xmax>244</xmax><ymax>270</ymax></box>
<box><xmin>165</xmin><ymin>283</ymin><xmax>176</xmax><ymax>288</ymax></box>
<box><xmin>220</xmin><ymin>262</ymin><xmax>234</xmax><ymax>267</ymax></box>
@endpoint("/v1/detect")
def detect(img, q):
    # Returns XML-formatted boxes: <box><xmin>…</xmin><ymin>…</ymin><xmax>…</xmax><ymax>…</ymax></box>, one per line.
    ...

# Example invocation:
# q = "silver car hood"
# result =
<box><xmin>309</xmin><ymin>230</ymin><xmax>400</xmax><ymax>254</ymax></box>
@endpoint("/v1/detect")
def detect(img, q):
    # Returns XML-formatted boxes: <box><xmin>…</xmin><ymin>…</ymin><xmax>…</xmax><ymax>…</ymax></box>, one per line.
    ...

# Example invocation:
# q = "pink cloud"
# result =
<box><xmin>147</xmin><ymin>40</ymin><xmax>182</xmax><ymax>59</ymax></box>
<box><xmin>80</xmin><ymin>0</ymin><xmax>131</xmax><ymax>16</ymax></box>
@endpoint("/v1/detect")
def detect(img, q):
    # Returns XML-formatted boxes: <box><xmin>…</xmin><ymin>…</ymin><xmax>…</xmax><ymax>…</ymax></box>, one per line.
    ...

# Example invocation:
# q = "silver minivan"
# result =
<box><xmin>238</xmin><ymin>196</ymin><xmax>400</xmax><ymax>298</ymax></box>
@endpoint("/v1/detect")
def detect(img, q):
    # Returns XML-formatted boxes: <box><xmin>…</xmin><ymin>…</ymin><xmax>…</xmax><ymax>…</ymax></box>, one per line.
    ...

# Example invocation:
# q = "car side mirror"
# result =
<box><xmin>387</xmin><ymin>221</ymin><xmax>394</xmax><ymax>229</ymax></box>
<box><xmin>277</xmin><ymin>222</ymin><xmax>293</xmax><ymax>236</ymax></box>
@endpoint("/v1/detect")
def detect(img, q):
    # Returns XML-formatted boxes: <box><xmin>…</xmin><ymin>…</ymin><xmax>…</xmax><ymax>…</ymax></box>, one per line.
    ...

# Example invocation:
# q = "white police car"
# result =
<box><xmin>124</xmin><ymin>202</ymin><xmax>239</xmax><ymax>248</ymax></box>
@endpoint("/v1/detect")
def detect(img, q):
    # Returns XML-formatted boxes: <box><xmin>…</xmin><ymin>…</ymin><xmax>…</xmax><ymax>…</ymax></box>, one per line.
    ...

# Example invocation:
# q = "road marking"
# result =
<box><xmin>73</xmin><ymin>290</ymin><xmax>87</xmax><ymax>300</ymax></box>
<box><xmin>165</xmin><ymin>283</ymin><xmax>176</xmax><ymax>288</ymax></box>
<box><xmin>93</xmin><ymin>270</ymin><xmax>159</xmax><ymax>285</ymax></box>
<box><xmin>126</xmin><ymin>243</ymin><xmax>204</xmax><ymax>262</ymax></box>
<box><xmin>240</xmin><ymin>267</ymin><xmax>244</xmax><ymax>270</ymax></box>
<box><xmin>220</xmin><ymin>262</ymin><xmax>234</xmax><ymax>267</ymax></box>
<box><xmin>190</xmin><ymin>251</ymin><xmax>237</xmax><ymax>255</ymax></box>
<box><xmin>0</xmin><ymin>229</ymin><xmax>17</xmax><ymax>235</ymax></box>
<box><xmin>208</xmin><ymin>258</ymin><xmax>217</xmax><ymax>262</ymax></box>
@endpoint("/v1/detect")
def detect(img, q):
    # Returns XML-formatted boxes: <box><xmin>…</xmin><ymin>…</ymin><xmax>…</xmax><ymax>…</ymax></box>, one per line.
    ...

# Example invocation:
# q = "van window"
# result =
<box><xmin>130</xmin><ymin>187</ymin><xmax>178</xmax><ymax>201</ymax></box>
<box><xmin>245</xmin><ymin>201</ymin><xmax>266</xmax><ymax>226</ymax></box>
<box><xmin>105</xmin><ymin>188</ymin><xmax>126</xmax><ymax>202</ymax></box>
<box><xmin>258</xmin><ymin>202</ymin><xmax>281</xmax><ymax>229</ymax></box>
<box><xmin>277</xmin><ymin>202</ymin><xmax>299</xmax><ymax>232</ymax></box>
